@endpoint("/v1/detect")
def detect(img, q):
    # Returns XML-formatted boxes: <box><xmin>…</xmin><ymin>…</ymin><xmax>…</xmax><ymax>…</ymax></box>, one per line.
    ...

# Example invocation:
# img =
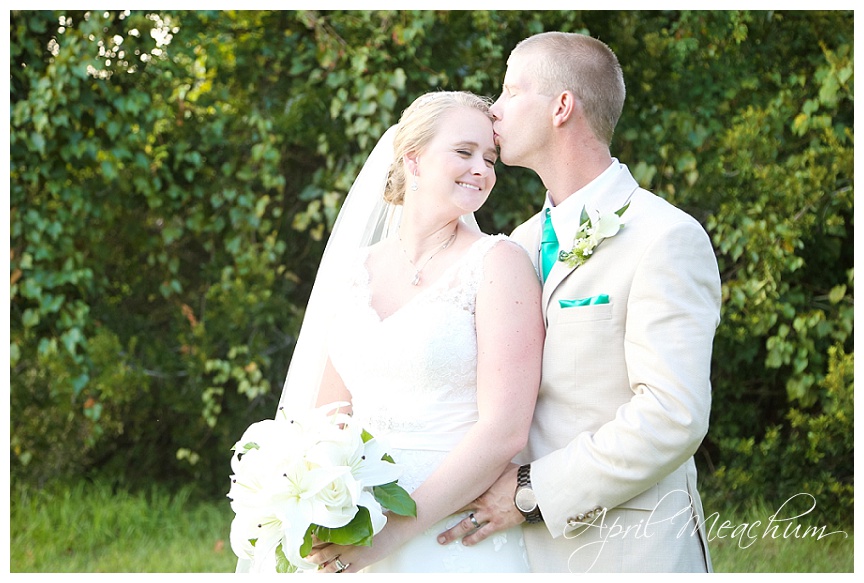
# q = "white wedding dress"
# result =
<box><xmin>326</xmin><ymin>234</ymin><xmax>530</xmax><ymax>573</ymax></box>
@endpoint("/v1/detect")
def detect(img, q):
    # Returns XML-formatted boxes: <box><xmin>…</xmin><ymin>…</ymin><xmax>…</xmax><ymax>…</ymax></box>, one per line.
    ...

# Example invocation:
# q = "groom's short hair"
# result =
<box><xmin>513</xmin><ymin>32</ymin><xmax>625</xmax><ymax>146</ymax></box>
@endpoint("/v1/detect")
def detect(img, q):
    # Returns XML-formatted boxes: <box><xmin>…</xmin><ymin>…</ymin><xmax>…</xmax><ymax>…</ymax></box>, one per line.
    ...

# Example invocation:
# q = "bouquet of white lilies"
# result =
<box><xmin>228</xmin><ymin>402</ymin><xmax>416</xmax><ymax>573</ymax></box>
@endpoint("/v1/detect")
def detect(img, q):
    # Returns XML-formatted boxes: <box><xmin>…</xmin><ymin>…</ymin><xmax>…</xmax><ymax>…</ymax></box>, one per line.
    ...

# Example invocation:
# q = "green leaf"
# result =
<box><xmin>615</xmin><ymin>202</ymin><xmax>631</xmax><ymax>217</ymax></box>
<box><xmin>62</xmin><ymin>327</ymin><xmax>83</xmax><ymax>354</ymax></box>
<box><xmin>579</xmin><ymin>206</ymin><xmax>590</xmax><ymax>225</ymax></box>
<box><xmin>828</xmin><ymin>284</ymin><xmax>846</xmax><ymax>304</ymax></box>
<box><xmin>31</xmin><ymin>131</ymin><xmax>46</xmax><ymax>156</ymax></box>
<box><xmin>83</xmin><ymin>401</ymin><xmax>103</xmax><ymax>421</ymax></box>
<box><xmin>313</xmin><ymin>506</ymin><xmax>374</xmax><ymax>547</ymax></box>
<box><xmin>299</xmin><ymin>526</ymin><xmax>314</xmax><ymax>559</ymax></box>
<box><xmin>72</xmin><ymin>373</ymin><xmax>89</xmax><ymax>396</ymax></box>
<box><xmin>101</xmin><ymin>160</ymin><xmax>118</xmax><ymax>181</ymax></box>
<box><xmin>21</xmin><ymin>308</ymin><xmax>40</xmax><ymax>328</ymax></box>
<box><xmin>373</xmin><ymin>482</ymin><xmax>417</xmax><ymax>517</ymax></box>
<box><xmin>275</xmin><ymin>543</ymin><xmax>297</xmax><ymax>573</ymax></box>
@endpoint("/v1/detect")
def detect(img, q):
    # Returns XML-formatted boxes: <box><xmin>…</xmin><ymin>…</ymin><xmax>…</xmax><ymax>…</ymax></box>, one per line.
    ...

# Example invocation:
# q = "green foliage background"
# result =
<box><xmin>9</xmin><ymin>10</ymin><xmax>853</xmax><ymax>527</ymax></box>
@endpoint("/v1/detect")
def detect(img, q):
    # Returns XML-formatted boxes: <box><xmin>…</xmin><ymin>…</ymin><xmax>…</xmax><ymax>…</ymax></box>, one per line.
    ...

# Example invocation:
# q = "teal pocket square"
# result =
<box><xmin>559</xmin><ymin>294</ymin><xmax>610</xmax><ymax>308</ymax></box>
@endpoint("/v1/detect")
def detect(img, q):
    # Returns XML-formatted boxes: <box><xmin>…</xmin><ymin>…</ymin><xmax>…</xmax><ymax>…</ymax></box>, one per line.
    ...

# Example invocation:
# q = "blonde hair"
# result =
<box><xmin>383</xmin><ymin>91</ymin><xmax>493</xmax><ymax>205</ymax></box>
<box><xmin>513</xmin><ymin>32</ymin><xmax>625</xmax><ymax>146</ymax></box>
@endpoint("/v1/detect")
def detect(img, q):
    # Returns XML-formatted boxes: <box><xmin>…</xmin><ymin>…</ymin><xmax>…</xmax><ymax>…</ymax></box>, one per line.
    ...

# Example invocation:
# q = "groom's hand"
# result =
<box><xmin>437</xmin><ymin>463</ymin><xmax>524</xmax><ymax>547</ymax></box>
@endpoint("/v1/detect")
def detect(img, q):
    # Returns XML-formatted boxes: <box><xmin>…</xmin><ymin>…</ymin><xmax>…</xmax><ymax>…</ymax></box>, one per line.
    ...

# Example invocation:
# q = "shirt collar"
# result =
<box><xmin>544</xmin><ymin>159</ymin><xmax>624</xmax><ymax>248</ymax></box>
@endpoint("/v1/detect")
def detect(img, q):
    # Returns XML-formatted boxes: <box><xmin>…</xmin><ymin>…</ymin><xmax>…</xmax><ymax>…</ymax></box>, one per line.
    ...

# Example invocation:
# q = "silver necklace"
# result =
<box><xmin>398</xmin><ymin>228</ymin><xmax>458</xmax><ymax>286</ymax></box>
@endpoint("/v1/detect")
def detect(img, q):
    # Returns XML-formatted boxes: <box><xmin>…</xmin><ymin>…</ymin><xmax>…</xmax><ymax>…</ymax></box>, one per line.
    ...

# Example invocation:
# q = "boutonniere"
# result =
<box><xmin>558</xmin><ymin>201</ymin><xmax>631</xmax><ymax>268</ymax></box>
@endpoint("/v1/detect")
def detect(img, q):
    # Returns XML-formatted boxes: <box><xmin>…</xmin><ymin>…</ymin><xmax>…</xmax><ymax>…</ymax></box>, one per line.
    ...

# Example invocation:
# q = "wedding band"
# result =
<box><xmin>334</xmin><ymin>558</ymin><xmax>349</xmax><ymax>573</ymax></box>
<box><xmin>469</xmin><ymin>512</ymin><xmax>481</xmax><ymax>529</ymax></box>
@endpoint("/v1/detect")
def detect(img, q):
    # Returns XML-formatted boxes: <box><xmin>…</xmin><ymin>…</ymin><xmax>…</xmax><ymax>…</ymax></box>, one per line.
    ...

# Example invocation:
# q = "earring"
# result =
<box><xmin>410</xmin><ymin>169</ymin><xmax>418</xmax><ymax>191</ymax></box>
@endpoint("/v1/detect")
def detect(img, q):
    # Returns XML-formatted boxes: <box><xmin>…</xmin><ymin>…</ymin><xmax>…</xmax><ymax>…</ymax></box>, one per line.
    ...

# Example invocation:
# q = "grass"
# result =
<box><xmin>10</xmin><ymin>481</ymin><xmax>238</xmax><ymax>573</ymax></box>
<box><xmin>703</xmin><ymin>499</ymin><xmax>854</xmax><ymax>573</ymax></box>
<box><xmin>9</xmin><ymin>481</ymin><xmax>854</xmax><ymax>572</ymax></box>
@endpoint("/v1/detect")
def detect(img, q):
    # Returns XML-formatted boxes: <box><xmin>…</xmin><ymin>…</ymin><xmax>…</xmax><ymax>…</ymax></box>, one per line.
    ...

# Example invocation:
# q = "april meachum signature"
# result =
<box><xmin>563</xmin><ymin>491</ymin><xmax>847</xmax><ymax>571</ymax></box>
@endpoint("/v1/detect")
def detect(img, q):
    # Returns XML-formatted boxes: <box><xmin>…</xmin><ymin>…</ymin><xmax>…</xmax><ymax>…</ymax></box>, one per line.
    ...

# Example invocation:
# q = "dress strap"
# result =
<box><xmin>446</xmin><ymin>234</ymin><xmax>513</xmax><ymax>314</ymax></box>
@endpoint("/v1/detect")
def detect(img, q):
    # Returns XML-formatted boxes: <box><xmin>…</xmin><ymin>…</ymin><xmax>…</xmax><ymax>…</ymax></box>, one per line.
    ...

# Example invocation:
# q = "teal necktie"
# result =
<box><xmin>540</xmin><ymin>208</ymin><xmax>559</xmax><ymax>282</ymax></box>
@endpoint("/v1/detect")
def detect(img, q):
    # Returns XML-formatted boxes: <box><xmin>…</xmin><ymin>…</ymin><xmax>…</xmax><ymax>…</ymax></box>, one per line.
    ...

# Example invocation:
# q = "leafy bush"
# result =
<box><xmin>705</xmin><ymin>345</ymin><xmax>853</xmax><ymax>528</ymax></box>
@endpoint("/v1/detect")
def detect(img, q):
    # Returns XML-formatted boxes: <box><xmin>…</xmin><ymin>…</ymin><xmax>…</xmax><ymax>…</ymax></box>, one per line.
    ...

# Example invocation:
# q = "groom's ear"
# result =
<box><xmin>551</xmin><ymin>90</ymin><xmax>578</xmax><ymax>127</ymax></box>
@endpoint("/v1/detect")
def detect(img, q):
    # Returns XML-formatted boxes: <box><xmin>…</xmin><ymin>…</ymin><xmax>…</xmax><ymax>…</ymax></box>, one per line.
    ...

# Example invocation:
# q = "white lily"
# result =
<box><xmin>228</xmin><ymin>403</ymin><xmax>416</xmax><ymax>572</ymax></box>
<box><xmin>593</xmin><ymin>212</ymin><xmax>623</xmax><ymax>239</ymax></box>
<box><xmin>352</xmin><ymin>436</ymin><xmax>403</xmax><ymax>487</ymax></box>
<box><xmin>560</xmin><ymin>201</ymin><xmax>630</xmax><ymax>268</ymax></box>
<box><xmin>229</xmin><ymin>512</ymin><xmax>283</xmax><ymax>572</ymax></box>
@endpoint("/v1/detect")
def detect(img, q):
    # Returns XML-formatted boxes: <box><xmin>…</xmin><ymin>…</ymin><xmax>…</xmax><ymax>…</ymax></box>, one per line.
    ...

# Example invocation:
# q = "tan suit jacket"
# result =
<box><xmin>511</xmin><ymin>166</ymin><xmax>721</xmax><ymax>572</ymax></box>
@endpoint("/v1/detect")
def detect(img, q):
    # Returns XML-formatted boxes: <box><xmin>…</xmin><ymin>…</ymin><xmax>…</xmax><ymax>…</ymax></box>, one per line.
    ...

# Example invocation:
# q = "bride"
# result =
<box><xmin>280</xmin><ymin>91</ymin><xmax>543</xmax><ymax>572</ymax></box>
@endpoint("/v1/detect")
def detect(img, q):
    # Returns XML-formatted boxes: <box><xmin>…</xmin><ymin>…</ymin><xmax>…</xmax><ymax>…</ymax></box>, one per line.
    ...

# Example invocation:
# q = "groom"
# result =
<box><xmin>438</xmin><ymin>32</ymin><xmax>721</xmax><ymax>572</ymax></box>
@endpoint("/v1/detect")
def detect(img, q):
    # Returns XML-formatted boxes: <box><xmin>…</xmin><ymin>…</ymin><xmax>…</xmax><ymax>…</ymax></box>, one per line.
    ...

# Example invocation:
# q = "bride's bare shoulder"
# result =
<box><xmin>483</xmin><ymin>235</ymin><xmax>533</xmax><ymax>263</ymax></box>
<box><xmin>479</xmin><ymin>235</ymin><xmax>540</xmax><ymax>290</ymax></box>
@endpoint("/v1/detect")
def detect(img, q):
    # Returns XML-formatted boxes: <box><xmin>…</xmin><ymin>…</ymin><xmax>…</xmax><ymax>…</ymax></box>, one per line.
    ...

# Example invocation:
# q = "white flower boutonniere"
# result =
<box><xmin>558</xmin><ymin>201</ymin><xmax>631</xmax><ymax>268</ymax></box>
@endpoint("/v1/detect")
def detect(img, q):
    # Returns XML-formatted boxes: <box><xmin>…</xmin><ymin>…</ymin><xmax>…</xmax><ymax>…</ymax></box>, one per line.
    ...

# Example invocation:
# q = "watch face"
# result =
<box><xmin>515</xmin><ymin>487</ymin><xmax>537</xmax><ymax>513</ymax></box>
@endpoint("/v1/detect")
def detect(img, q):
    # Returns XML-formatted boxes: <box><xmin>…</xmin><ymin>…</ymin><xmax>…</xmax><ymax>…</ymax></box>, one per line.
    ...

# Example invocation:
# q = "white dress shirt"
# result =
<box><xmin>543</xmin><ymin>158</ymin><xmax>626</xmax><ymax>255</ymax></box>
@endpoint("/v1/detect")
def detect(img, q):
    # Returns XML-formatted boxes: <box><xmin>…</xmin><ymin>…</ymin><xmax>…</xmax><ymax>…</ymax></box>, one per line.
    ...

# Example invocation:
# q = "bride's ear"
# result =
<box><xmin>403</xmin><ymin>151</ymin><xmax>420</xmax><ymax>176</ymax></box>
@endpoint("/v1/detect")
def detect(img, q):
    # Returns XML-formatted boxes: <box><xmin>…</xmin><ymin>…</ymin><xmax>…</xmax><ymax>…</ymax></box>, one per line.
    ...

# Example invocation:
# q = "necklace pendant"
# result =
<box><xmin>399</xmin><ymin>227</ymin><xmax>457</xmax><ymax>288</ymax></box>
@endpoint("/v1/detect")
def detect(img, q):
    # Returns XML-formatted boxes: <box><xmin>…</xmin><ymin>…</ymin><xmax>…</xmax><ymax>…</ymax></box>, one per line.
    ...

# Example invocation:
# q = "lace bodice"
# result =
<box><xmin>326</xmin><ymin>233</ymin><xmax>530</xmax><ymax>572</ymax></box>
<box><xmin>327</xmin><ymin>235</ymin><xmax>507</xmax><ymax>491</ymax></box>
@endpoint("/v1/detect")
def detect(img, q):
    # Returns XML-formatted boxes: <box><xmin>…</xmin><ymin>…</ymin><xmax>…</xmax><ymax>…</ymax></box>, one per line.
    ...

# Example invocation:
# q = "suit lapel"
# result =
<box><xmin>541</xmin><ymin>170</ymin><xmax>641</xmax><ymax>318</ymax></box>
<box><xmin>541</xmin><ymin>256</ymin><xmax>574</xmax><ymax>317</ymax></box>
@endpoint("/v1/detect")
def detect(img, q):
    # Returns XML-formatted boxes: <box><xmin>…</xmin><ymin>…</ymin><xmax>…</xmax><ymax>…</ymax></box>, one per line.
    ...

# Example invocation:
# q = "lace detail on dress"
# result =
<box><xmin>364</xmin><ymin>406</ymin><xmax>424</xmax><ymax>435</ymax></box>
<box><xmin>329</xmin><ymin>234</ymin><xmax>508</xmax><ymax>405</ymax></box>
<box><xmin>346</xmin><ymin>234</ymin><xmax>505</xmax><ymax>318</ymax></box>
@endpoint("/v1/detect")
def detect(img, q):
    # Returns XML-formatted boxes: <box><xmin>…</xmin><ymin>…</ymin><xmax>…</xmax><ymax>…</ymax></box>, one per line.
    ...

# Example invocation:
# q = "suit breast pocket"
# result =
<box><xmin>554</xmin><ymin>302</ymin><xmax>613</xmax><ymax>325</ymax></box>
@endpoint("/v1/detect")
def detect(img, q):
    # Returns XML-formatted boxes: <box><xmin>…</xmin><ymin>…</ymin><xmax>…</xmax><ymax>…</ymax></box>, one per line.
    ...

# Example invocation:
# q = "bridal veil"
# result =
<box><xmin>277</xmin><ymin>125</ymin><xmax>401</xmax><ymax>416</ymax></box>
<box><xmin>276</xmin><ymin>124</ymin><xmax>480</xmax><ymax>416</ymax></box>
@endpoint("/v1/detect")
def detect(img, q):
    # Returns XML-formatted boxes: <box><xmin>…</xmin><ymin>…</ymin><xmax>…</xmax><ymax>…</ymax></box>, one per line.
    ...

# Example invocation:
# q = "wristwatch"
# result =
<box><xmin>514</xmin><ymin>464</ymin><xmax>543</xmax><ymax>523</ymax></box>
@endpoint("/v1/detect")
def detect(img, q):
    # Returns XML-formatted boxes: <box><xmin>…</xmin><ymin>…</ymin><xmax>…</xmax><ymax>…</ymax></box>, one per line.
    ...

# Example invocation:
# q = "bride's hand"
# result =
<box><xmin>307</xmin><ymin>543</ymin><xmax>356</xmax><ymax>573</ymax></box>
<box><xmin>307</xmin><ymin>538</ymin><xmax>390</xmax><ymax>574</ymax></box>
<box><xmin>307</xmin><ymin>517</ymin><xmax>406</xmax><ymax>573</ymax></box>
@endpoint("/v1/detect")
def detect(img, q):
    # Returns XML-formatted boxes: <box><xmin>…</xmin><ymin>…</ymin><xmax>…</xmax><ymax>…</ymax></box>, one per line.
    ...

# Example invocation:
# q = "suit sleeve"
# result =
<box><xmin>531</xmin><ymin>216</ymin><xmax>722</xmax><ymax>538</ymax></box>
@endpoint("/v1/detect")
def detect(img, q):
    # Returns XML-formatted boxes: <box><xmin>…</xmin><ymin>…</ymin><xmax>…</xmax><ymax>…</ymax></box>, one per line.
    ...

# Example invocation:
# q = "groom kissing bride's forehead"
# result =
<box><xmin>436</xmin><ymin>31</ymin><xmax>722</xmax><ymax>574</ymax></box>
<box><xmin>237</xmin><ymin>30</ymin><xmax>721</xmax><ymax>575</ymax></box>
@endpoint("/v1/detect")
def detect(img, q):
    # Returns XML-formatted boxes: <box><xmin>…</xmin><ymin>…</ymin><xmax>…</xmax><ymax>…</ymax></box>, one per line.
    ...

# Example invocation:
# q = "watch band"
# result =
<box><xmin>516</xmin><ymin>464</ymin><xmax>544</xmax><ymax>523</ymax></box>
<box><xmin>517</xmin><ymin>463</ymin><xmax>531</xmax><ymax>488</ymax></box>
